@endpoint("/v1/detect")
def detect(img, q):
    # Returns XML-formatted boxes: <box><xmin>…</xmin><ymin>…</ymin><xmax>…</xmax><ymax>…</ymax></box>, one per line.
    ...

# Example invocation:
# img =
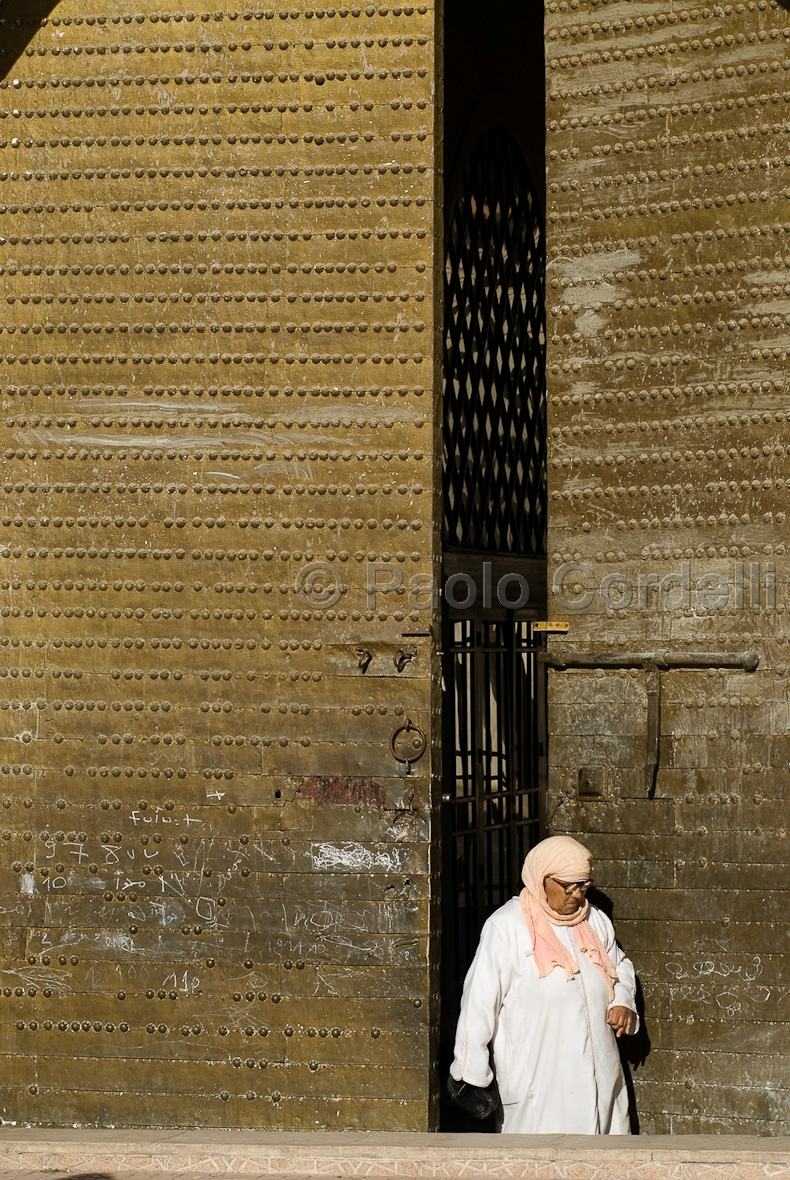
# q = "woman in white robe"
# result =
<box><xmin>450</xmin><ymin>835</ymin><xmax>639</xmax><ymax>1134</ymax></box>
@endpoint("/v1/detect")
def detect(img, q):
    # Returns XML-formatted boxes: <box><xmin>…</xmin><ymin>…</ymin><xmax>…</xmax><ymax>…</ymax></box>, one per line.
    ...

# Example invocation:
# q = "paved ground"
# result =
<box><xmin>0</xmin><ymin>1170</ymin><xmax>335</xmax><ymax>1180</ymax></box>
<box><xmin>2</xmin><ymin>1132</ymin><xmax>790</xmax><ymax>1180</ymax></box>
<box><xmin>0</xmin><ymin>1170</ymin><xmax>325</xmax><ymax>1180</ymax></box>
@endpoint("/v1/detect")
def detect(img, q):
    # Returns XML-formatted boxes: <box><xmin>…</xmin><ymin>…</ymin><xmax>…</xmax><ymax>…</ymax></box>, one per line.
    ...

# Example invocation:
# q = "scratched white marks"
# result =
<box><xmin>663</xmin><ymin>954</ymin><xmax>781</xmax><ymax>1015</ymax></box>
<box><xmin>1</xmin><ymin>963</ymin><xmax>72</xmax><ymax>996</ymax></box>
<box><xmin>310</xmin><ymin>841</ymin><xmax>405</xmax><ymax>873</ymax></box>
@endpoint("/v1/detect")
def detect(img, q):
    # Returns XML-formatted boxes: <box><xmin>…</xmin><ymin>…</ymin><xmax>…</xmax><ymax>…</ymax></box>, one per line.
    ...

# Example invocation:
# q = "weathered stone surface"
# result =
<box><xmin>1</xmin><ymin>1130</ymin><xmax>790</xmax><ymax>1179</ymax></box>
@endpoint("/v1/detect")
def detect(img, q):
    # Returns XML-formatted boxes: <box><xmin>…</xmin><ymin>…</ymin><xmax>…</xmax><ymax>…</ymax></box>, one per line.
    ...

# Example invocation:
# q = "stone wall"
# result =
<box><xmin>0</xmin><ymin>0</ymin><xmax>440</xmax><ymax>1129</ymax></box>
<box><xmin>545</xmin><ymin>0</ymin><xmax>790</xmax><ymax>1133</ymax></box>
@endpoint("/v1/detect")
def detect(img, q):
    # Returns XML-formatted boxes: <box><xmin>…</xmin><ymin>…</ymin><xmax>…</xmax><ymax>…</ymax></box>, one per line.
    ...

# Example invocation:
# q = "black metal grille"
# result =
<box><xmin>443</xmin><ymin>125</ymin><xmax>547</xmax><ymax>556</ymax></box>
<box><xmin>441</xmin><ymin>619</ymin><xmax>545</xmax><ymax>1001</ymax></box>
<box><xmin>439</xmin><ymin>127</ymin><xmax>547</xmax><ymax>1128</ymax></box>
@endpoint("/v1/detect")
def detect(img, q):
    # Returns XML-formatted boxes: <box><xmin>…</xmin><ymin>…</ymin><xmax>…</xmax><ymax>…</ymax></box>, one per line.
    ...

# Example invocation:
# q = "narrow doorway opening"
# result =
<box><xmin>439</xmin><ymin>1</ymin><xmax>547</xmax><ymax>1131</ymax></box>
<box><xmin>440</xmin><ymin>614</ymin><xmax>546</xmax><ymax>1019</ymax></box>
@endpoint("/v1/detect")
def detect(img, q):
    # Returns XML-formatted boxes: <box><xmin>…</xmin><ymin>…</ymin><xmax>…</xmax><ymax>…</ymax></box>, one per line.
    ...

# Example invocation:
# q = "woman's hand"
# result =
<box><xmin>606</xmin><ymin>1005</ymin><xmax>635</xmax><ymax>1037</ymax></box>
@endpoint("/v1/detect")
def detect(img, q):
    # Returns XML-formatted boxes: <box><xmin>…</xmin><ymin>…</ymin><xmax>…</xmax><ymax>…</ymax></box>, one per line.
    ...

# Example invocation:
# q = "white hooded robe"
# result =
<box><xmin>450</xmin><ymin>898</ymin><xmax>638</xmax><ymax>1134</ymax></box>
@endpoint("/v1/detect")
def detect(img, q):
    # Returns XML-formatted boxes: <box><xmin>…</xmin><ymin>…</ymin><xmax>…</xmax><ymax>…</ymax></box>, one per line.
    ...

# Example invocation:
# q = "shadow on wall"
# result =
<box><xmin>0</xmin><ymin>0</ymin><xmax>63</xmax><ymax>81</ymax></box>
<box><xmin>590</xmin><ymin>887</ymin><xmax>652</xmax><ymax>1135</ymax></box>
<box><xmin>65</xmin><ymin>1176</ymin><xmax>114</xmax><ymax>1180</ymax></box>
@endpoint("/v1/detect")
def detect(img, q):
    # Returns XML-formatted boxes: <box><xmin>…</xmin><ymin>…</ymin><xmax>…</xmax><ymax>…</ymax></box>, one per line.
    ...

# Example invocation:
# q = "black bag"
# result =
<box><xmin>446</xmin><ymin>1075</ymin><xmax>500</xmax><ymax>1119</ymax></box>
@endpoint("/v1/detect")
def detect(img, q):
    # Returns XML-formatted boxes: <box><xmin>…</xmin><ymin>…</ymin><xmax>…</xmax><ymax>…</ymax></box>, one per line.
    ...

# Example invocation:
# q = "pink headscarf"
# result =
<box><xmin>519</xmin><ymin>835</ymin><xmax>617</xmax><ymax>1000</ymax></box>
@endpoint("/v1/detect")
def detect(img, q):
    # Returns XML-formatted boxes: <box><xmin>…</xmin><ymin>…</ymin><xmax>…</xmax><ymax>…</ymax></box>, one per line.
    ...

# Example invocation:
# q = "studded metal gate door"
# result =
<box><xmin>440</xmin><ymin>126</ymin><xmax>548</xmax><ymax>1109</ymax></box>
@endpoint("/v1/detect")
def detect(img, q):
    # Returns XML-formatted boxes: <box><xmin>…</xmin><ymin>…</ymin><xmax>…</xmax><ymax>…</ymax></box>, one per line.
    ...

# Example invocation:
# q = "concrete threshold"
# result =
<box><xmin>0</xmin><ymin>1130</ymin><xmax>789</xmax><ymax>1179</ymax></box>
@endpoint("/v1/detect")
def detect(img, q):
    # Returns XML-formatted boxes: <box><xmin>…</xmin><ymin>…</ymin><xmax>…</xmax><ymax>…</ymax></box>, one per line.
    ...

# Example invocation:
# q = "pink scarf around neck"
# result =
<box><xmin>519</xmin><ymin>835</ymin><xmax>617</xmax><ymax>1001</ymax></box>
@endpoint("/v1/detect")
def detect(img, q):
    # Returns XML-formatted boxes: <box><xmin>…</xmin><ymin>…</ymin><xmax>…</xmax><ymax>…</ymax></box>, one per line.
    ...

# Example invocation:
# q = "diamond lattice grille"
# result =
<box><xmin>443</xmin><ymin>126</ymin><xmax>547</xmax><ymax>556</ymax></box>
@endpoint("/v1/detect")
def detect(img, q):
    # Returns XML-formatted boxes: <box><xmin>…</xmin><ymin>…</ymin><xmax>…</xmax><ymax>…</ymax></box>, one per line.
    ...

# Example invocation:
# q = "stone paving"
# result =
<box><xmin>1</xmin><ymin>1132</ymin><xmax>790</xmax><ymax>1180</ymax></box>
<box><xmin>0</xmin><ymin>1174</ymin><xmax>304</xmax><ymax>1180</ymax></box>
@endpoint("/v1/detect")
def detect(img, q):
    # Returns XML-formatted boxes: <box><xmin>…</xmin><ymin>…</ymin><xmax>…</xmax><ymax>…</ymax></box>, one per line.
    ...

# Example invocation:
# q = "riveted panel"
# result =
<box><xmin>545</xmin><ymin>0</ymin><xmax>790</xmax><ymax>1133</ymax></box>
<box><xmin>0</xmin><ymin>0</ymin><xmax>440</xmax><ymax>1130</ymax></box>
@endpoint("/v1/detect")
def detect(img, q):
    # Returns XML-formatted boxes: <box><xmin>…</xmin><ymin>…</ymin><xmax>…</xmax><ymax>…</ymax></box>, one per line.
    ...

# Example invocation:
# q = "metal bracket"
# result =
<box><xmin>356</xmin><ymin>648</ymin><xmax>373</xmax><ymax>674</ymax></box>
<box><xmin>394</xmin><ymin>646</ymin><xmax>417</xmax><ymax>673</ymax></box>
<box><xmin>540</xmin><ymin>649</ymin><xmax>759</xmax><ymax>798</ymax></box>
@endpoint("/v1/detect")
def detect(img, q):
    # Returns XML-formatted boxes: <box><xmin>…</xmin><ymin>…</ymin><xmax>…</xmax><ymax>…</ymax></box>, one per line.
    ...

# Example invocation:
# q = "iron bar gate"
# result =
<box><xmin>439</xmin><ymin>122</ymin><xmax>547</xmax><ymax>1126</ymax></box>
<box><xmin>441</xmin><ymin>617</ymin><xmax>546</xmax><ymax>1013</ymax></box>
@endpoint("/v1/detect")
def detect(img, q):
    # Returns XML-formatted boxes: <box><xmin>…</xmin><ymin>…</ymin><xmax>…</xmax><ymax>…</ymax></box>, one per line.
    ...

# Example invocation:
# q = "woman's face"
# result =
<box><xmin>544</xmin><ymin>875</ymin><xmax>587</xmax><ymax>916</ymax></box>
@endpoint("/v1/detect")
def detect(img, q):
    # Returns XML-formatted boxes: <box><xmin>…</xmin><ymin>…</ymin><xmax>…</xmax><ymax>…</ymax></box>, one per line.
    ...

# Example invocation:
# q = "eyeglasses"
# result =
<box><xmin>548</xmin><ymin>877</ymin><xmax>593</xmax><ymax>896</ymax></box>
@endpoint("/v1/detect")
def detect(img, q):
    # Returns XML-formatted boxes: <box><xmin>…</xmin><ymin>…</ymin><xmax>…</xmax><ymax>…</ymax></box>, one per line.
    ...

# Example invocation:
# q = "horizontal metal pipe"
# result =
<box><xmin>540</xmin><ymin>650</ymin><xmax>759</xmax><ymax>672</ymax></box>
